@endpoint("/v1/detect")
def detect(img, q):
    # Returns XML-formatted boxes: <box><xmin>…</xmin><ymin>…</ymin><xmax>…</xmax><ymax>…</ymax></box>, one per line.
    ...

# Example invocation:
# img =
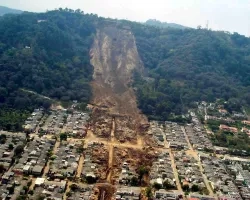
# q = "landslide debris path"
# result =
<box><xmin>90</xmin><ymin>27</ymin><xmax>144</xmax><ymax>115</ymax></box>
<box><xmin>89</xmin><ymin>26</ymin><xmax>150</xmax><ymax>199</ymax></box>
<box><xmin>90</xmin><ymin>26</ymin><xmax>148</xmax><ymax>143</ymax></box>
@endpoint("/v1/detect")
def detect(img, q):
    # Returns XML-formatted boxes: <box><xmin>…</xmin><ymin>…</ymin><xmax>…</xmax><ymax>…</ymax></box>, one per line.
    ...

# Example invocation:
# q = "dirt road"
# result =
<box><xmin>182</xmin><ymin>126</ymin><xmax>214</xmax><ymax>196</ymax></box>
<box><xmin>42</xmin><ymin>140</ymin><xmax>60</xmax><ymax>178</ymax></box>
<box><xmin>76</xmin><ymin>155</ymin><xmax>84</xmax><ymax>178</ymax></box>
<box><xmin>168</xmin><ymin>150</ymin><xmax>183</xmax><ymax>192</ymax></box>
<box><xmin>107</xmin><ymin>144</ymin><xmax>114</xmax><ymax>183</ymax></box>
<box><xmin>66</xmin><ymin>131</ymin><xmax>144</xmax><ymax>150</ymax></box>
<box><xmin>95</xmin><ymin>183</ymin><xmax>116</xmax><ymax>200</ymax></box>
<box><xmin>107</xmin><ymin>118</ymin><xmax>116</xmax><ymax>183</ymax></box>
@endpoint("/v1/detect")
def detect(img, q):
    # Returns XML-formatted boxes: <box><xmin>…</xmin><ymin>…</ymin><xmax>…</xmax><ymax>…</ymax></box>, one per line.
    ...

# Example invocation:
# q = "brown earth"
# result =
<box><xmin>112</xmin><ymin>147</ymin><xmax>158</xmax><ymax>185</ymax></box>
<box><xmin>90</xmin><ymin>183</ymin><xmax>116</xmax><ymax>200</ymax></box>
<box><xmin>88</xmin><ymin>25</ymin><xmax>151</xmax><ymax>199</ymax></box>
<box><xmin>90</xmin><ymin>25</ymin><xmax>148</xmax><ymax>142</ymax></box>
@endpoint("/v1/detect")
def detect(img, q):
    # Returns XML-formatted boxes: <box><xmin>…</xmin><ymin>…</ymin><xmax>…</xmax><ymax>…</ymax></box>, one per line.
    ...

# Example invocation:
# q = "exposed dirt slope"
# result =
<box><xmin>90</xmin><ymin>26</ymin><xmax>148</xmax><ymax>142</ymax></box>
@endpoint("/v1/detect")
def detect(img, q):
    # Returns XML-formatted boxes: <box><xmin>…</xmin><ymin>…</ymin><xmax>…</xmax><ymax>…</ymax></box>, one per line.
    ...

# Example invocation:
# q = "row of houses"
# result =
<box><xmin>23</xmin><ymin>108</ymin><xmax>44</xmax><ymax>133</ymax></box>
<box><xmin>188</xmin><ymin>194</ymin><xmax>216</xmax><ymax>200</ymax></box>
<box><xmin>219</xmin><ymin>124</ymin><xmax>238</xmax><ymax>134</ymax></box>
<box><xmin>148</xmin><ymin>121</ymin><xmax>165</xmax><ymax>147</ymax></box>
<box><xmin>199</xmin><ymin>153</ymin><xmax>242</xmax><ymax>199</ymax></box>
<box><xmin>36</xmin><ymin>109</ymin><xmax>89</xmax><ymax>138</ymax></box>
<box><xmin>118</xmin><ymin>160</ymin><xmax>137</xmax><ymax>186</ymax></box>
<box><xmin>81</xmin><ymin>142</ymin><xmax>109</xmax><ymax>182</ymax></box>
<box><xmin>186</xmin><ymin>113</ymin><xmax>213</xmax><ymax>151</ymax></box>
<box><xmin>40</xmin><ymin>110</ymin><xmax>66</xmax><ymax>135</ymax></box>
<box><xmin>154</xmin><ymin>189</ymin><xmax>183</xmax><ymax>200</ymax></box>
<box><xmin>64</xmin><ymin>111</ymin><xmax>89</xmax><ymax>138</ymax></box>
<box><xmin>185</xmin><ymin>124</ymin><xmax>213</xmax><ymax>151</ymax></box>
<box><xmin>47</xmin><ymin>141</ymin><xmax>81</xmax><ymax>179</ymax></box>
<box><xmin>150</xmin><ymin>151</ymin><xmax>176</xmax><ymax>189</ymax></box>
<box><xmin>165</xmin><ymin>122</ymin><xmax>189</xmax><ymax>150</ymax></box>
<box><xmin>31</xmin><ymin>178</ymin><xmax>66</xmax><ymax>200</ymax></box>
<box><xmin>0</xmin><ymin>171</ymin><xmax>30</xmax><ymax>200</ymax></box>
<box><xmin>115</xmin><ymin>186</ymin><xmax>141</xmax><ymax>200</ymax></box>
<box><xmin>0</xmin><ymin>131</ymin><xmax>26</xmax><ymax>171</ymax></box>
<box><xmin>0</xmin><ymin>135</ymin><xmax>55</xmax><ymax>200</ymax></box>
<box><xmin>12</xmin><ymin>137</ymin><xmax>55</xmax><ymax>176</ymax></box>
<box><xmin>206</xmin><ymin>115</ymin><xmax>235</xmax><ymax>124</ymax></box>
<box><xmin>174</xmin><ymin>152</ymin><xmax>205</xmax><ymax>191</ymax></box>
<box><xmin>67</xmin><ymin>184</ymin><xmax>93</xmax><ymax>200</ymax></box>
<box><xmin>225</xmin><ymin>160</ymin><xmax>250</xmax><ymax>199</ymax></box>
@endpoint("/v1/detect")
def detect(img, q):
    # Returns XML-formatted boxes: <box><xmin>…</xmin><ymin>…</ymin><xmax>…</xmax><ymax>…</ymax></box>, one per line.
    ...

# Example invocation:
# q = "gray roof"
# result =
<box><xmin>32</xmin><ymin>165</ymin><xmax>43</xmax><ymax>173</ymax></box>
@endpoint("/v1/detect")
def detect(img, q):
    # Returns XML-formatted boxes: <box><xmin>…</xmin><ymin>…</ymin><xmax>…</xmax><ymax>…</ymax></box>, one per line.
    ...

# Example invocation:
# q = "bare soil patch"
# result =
<box><xmin>90</xmin><ymin>26</ymin><xmax>148</xmax><ymax>142</ymax></box>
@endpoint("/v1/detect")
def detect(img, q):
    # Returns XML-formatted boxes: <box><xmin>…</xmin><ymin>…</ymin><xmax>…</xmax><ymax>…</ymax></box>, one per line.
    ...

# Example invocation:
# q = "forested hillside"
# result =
<box><xmin>0</xmin><ymin>9</ymin><xmax>97</xmax><ymax>130</ymax></box>
<box><xmin>129</xmin><ymin>23</ymin><xmax>250</xmax><ymax>120</ymax></box>
<box><xmin>145</xmin><ymin>19</ymin><xmax>187</xmax><ymax>29</ymax></box>
<box><xmin>1</xmin><ymin>9</ymin><xmax>250</xmax><ymax>129</ymax></box>
<box><xmin>0</xmin><ymin>6</ymin><xmax>22</xmax><ymax>16</ymax></box>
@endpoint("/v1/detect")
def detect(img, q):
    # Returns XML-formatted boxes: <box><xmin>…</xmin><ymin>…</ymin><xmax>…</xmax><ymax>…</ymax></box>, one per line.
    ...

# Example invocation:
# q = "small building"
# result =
<box><xmin>219</xmin><ymin>124</ymin><xmax>238</xmax><ymax>134</ymax></box>
<box><xmin>35</xmin><ymin>178</ymin><xmax>45</xmax><ymax>186</ymax></box>
<box><xmin>32</xmin><ymin>165</ymin><xmax>43</xmax><ymax>176</ymax></box>
<box><xmin>1</xmin><ymin>172</ymin><xmax>14</xmax><ymax>184</ymax></box>
<box><xmin>242</xmin><ymin>121</ymin><xmax>250</xmax><ymax>126</ymax></box>
<box><xmin>23</xmin><ymin>165</ymin><xmax>31</xmax><ymax>174</ymax></box>
<box><xmin>219</xmin><ymin>109</ymin><xmax>228</xmax><ymax>115</ymax></box>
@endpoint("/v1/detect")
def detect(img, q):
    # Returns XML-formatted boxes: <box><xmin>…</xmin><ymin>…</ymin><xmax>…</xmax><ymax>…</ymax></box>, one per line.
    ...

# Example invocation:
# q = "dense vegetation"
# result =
<box><xmin>129</xmin><ymin>24</ymin><xmax>250</xmax><ymax>120</ymax></box>
<box><xmin>206</xmin><ymin>119</ymin><xmax>250</xmax><ymax>154</ymax></box>
<box><xmin>0</xmin><ymin>6</ymin><xmax>22</xmax><ymax>16</ymax></box>
<box><xmin>145</xmin><ymin>19</ymin><xmax>187</xmax><ymax>29</ymax></box>
<box><xmin>1</xmin><ymin>9</ymin><xmax>250</xmax><ymax>129</ymax></box>
<box><xmin>212</xmin><ymin>131</ymin><xmax>250</xmax><ymax>155</ymax></box>
<box><xmin>0</xmin><ymin>9</ymin><xmax>96</xmax><ymax>130</ymax></box>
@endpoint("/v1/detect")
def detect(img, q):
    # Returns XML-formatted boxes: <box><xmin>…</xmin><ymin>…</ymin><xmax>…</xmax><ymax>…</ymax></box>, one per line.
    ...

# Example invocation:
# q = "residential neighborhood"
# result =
<box><xmin>0</xmin><ymin>101</ymin><xmax>250</xmax><ymax>200</ymax></box>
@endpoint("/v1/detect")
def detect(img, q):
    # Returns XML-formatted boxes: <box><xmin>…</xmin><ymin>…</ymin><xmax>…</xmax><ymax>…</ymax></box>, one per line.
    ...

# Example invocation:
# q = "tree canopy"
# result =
<box><xmin>128</xmin><ymin>22</ymin><xmax>250</xmax><ymax>120</ymax></box>
<box><xmin>1</xmin><ymin>9</ymin><xmax>250</xmax><ymax>126</ymax></box>
<box><xmin>0</xmin><ymin>9</ymin><xmax>97</xmax><ymax>130</ymax></box>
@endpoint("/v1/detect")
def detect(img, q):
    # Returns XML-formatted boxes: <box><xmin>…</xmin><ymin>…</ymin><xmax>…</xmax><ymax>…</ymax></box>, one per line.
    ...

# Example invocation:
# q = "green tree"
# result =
<box><xmin>130</xmin><ymin>176</ymin><xmax>139</xmax><ymax>186</ymax></box>
<box><xmin>70</xmin><ymin>183</ymin><xmax>78</xmax><ymax>191</ymax></box>
<box><xmin>85</xmin><ymin>175</ymin><xmax>97</xmax><ymax>184</ymax></box>
<box><xmin>37</xmin><ymin>195</ymin><xmax>45</xmax><ymax>200</ymax></box>
<box><xmin>8</xmin><ymin>143</ymin><xmax>14</xmax><ymax>150</ymax></box>
<box><xmin>28</xmin><ymin>190</ymin><xmax>34</xmax><ymax>195</ymax></box>
<box><xmin>153</xmin><ymin>182</ymin><xmax>162</xmax><ymax>190</ymax></box>
<box><xmin>191</xmin><ymin>184</ymin><xmax>199</xmax><ymax>192</ymax></box>
<box><xmin>22</xmin><ymin>186</ymin><xmax>28</xmax><ymax>194</ymax></box>
<box><xmin>9</xmin><ymin>185</ymin><xmax>15</xmax><ymax>194</ymax></box>
<box><xmin>163</xmin><ymin>180</ymin><xmax>175</xmax><ymax>190</ymax></box>
<box><xmin>182</xmin><ymin>184</ymin><xmax>190</xmax><ymax>192</ymax></box>
<box><xmin>0</xmin><ymin>134</ymin><xmax>6</xmax><ymax>144</ymax></box>
<box><xmin>0</xmin><ymin>164</ymin><xmax>5</xmax><ymax>173</ymax></box>
<box><xmin>145</xmin><ymin>187</ymin><xmax>153</xmax><ymax>199</ymax></box>
<box><xmin>16</xmin><ymin>195</ymin><xmax>27</xmax><ymax>200</ymax></box>
<box><xmin>14</xmin><ymin>145</ymin><xmax>24</xmax><ymax>156</ymax></box>
<box><xmin>60</xmin><ymin>133</ymin><xmax>67</xmax><ymax>141</ymax></box>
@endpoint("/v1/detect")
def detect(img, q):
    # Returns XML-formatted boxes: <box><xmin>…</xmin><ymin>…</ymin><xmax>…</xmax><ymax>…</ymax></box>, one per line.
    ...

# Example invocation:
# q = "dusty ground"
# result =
<box><xmin>90</xmin><ymin>26</ymin><xmax>148</xmax><ymax>142</ymax></box>
<box><xmin>86</xmin><ymin>26</ymin><xmax>152</xmax><ymax>199</ymax></box>
<box><xmin>90</xmin><ymin>108</ymin><xmax>112</xmax><ymax>138</ymax></box>
<box><xmin>90</xmin><ymin>183</ymin><xmax>116</xmax><ymax>200</ymax></box>
<box><xmin>114</xmin><ymin>116</ymin><xmax>137</xmax><ymax>143</ymax></box>
<box><xmin>91</xmin><ymin>144</ymin><xmax>109</xmax><ymax>181</ymax></box>
<box><xmin>112</xmin><ymin>147</ymin><xmax>158</xmax><ymax>185</ymax></box>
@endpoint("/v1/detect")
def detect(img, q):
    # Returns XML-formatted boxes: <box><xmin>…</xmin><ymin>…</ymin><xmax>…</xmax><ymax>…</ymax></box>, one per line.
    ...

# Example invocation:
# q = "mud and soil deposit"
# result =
<box><xmin>90</xmin><ymin>26</ymin><xmax>147</xmax><ymax>142</ymax></box>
